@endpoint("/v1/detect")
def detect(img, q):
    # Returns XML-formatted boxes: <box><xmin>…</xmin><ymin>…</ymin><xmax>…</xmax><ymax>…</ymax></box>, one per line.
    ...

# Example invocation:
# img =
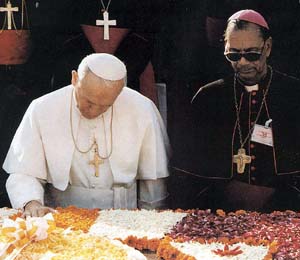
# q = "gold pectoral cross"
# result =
<box><xmin>233</xmin><ymin>148</ymin><xmax>251</xmax><ymax>174</ymax></box>
<box><xmin>89</xmin><ymin>142</ymin><xmax>103</xmax><ymax>177</ymax></box>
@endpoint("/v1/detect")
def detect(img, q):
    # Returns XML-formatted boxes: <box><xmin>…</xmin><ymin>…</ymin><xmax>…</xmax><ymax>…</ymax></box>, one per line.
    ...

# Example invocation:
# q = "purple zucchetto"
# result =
<box><xmin>228</xmin><ymin>9</ymin><xmax>269</xmax><ymax>30</ymax></box>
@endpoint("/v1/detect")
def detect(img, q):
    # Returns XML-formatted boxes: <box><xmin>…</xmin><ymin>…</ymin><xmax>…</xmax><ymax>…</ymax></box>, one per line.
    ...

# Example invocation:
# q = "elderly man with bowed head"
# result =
<box><xmin>3</xmin><ymin>53</ymin><xmax>170</xmax><ymax>217</ymax></box>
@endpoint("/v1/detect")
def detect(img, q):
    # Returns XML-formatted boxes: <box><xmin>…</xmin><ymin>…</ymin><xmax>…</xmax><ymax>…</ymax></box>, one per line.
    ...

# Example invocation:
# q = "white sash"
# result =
<box><xmin>45</xmin><ymin>182</ymin><xmax>137</xmax><ymax>209</ymax></box>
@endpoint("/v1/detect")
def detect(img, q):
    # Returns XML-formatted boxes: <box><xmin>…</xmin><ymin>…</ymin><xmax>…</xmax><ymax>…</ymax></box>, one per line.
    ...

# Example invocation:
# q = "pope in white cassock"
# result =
<box><xmin>3</xmin><ymin>53</ymin><xmax>170</xmax><ymax>217</ymax></box>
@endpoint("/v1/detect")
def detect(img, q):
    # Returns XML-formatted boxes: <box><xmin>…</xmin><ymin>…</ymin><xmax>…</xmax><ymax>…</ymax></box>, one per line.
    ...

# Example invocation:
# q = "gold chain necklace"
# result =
<box><xmin>232</xmin><ymin>65</ymin><xmax>273</xmax><ymax>174</ymax></box>
<box><xmin>70</xmin><ymin>89</ymin><xmax>113</xmax><ymax>159</ymax></box>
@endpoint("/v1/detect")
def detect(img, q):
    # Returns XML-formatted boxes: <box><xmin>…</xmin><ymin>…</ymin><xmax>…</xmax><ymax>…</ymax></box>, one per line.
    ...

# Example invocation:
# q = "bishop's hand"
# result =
<box><xmin>22</xmin><ymin>200</ymin><xmax>56</xmax><ymax>218</ymax></box>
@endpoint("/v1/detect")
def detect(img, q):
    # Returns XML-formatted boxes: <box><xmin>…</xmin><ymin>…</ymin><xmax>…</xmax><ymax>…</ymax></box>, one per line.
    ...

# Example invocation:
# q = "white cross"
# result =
<box><xmin>0</xmin><ymin>1</ymin><xmax>19</xmax><ymax>30</ymax></box>
<box><xmin>96</xmin><ymin>11</ymin><xmax>116</xmax><ymax>40</ymax></box>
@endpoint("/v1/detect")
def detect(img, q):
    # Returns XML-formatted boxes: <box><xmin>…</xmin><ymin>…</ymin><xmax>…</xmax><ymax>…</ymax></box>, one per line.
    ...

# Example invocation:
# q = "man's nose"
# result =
<box><xmin>238</xmin><ymin>56</ymin><xmax>250</xmax><ymax>65</ymax></box>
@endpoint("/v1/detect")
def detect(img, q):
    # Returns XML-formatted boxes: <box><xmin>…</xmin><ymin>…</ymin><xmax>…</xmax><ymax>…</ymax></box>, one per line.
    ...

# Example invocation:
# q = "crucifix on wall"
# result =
<box><xmin>0</xmin><ymin>0</ymin><xmax>19</xmax><ymax>30</ymax></box>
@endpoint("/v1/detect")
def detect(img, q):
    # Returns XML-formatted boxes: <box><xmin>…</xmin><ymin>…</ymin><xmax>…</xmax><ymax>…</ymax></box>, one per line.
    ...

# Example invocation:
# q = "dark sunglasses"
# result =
<box><xmin>224</xmin><ymin>51</ymin><xmax>262</xmax><ymax>62</ymax></box>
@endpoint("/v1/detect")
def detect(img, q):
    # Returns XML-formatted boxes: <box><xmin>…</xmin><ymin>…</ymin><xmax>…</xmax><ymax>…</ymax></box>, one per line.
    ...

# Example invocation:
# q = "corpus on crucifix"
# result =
<box><xmin>96</xmin><ymin>11</ymin><xmax>116</xmax><ymax>40</ymax></box>
<box><xmin>233</xmin><ymin>148</ymin><xmax>251</xmax><ymax>174</ymax></box>
<box><xmin>0</xmin><ymin>0</ymin><xmax>19</xmax><ymax>30</ymax></box>
<box><xmin>89</xmin><ymin>143</ymin><xmax>104</xmax><ymax>177</ymax></box>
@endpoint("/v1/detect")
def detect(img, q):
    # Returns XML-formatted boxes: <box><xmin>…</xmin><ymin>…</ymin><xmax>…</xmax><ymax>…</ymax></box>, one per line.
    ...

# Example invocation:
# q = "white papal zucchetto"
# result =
<box><xmin>84</xmin><ymin>53</ymin><xmax>127</xmax><ymax>81</ymax></box>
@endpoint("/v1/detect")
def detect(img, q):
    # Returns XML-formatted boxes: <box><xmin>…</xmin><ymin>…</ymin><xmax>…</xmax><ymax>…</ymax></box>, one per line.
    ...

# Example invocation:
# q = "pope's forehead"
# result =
<box><xmin>84</xmin><ymin>71</ymin><xmax>104</xmax><ymax>82</ymax></box>
<box><xmin>81</xmin><ymin>72</ymin><xmax>123</xmax><ymax>93</ymax></box>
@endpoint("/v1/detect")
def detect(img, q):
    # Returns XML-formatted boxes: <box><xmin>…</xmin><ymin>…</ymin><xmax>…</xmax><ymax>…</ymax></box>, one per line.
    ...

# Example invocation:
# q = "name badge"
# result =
<box><xmin>251</xmin><ymin>124</ymin><xmax>273</xmax><ymax>147</ymax></box>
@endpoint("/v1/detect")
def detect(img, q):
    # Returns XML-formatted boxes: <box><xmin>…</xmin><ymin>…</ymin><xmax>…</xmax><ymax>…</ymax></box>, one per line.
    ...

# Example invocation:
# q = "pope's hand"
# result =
<box><xmin>22</xmin><ymin>200</ymin><xmax>56</xmax><ymax>218</ymax></box>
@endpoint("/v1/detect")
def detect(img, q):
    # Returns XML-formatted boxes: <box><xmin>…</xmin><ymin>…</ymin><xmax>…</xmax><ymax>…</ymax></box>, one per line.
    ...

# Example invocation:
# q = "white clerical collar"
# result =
<box><xmin>244</xmin><ymin>84</ymin><xmax>259</xmax><ymax>92</ymax></box>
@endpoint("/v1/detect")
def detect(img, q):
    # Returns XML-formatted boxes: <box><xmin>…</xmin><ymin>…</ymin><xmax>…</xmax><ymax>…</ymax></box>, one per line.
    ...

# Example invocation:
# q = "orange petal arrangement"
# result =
<box><xmin>53</xmin><ymin>206</ymin><xmax>99</xmax><ymax>232</ymax></box>
<box><xmin>212</xmin><ymin>244</ymin><xmax>243</xmax><ymax>256</ymax></box>
<box><xmin>2</xmin><ymin>207</ymin><xmax>300</xmax><ymax>259</ymax></box>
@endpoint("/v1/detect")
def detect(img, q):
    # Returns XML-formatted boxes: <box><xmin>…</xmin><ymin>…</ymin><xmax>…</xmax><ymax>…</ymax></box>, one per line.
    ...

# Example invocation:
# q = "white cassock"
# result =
<box><xmin>3</xmin><ymin>86</ymin><xmax>170</xmax><ymax>209</ymax></box>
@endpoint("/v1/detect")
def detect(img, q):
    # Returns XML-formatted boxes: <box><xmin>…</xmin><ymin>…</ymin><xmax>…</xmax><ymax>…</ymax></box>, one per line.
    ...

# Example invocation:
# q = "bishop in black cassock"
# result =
<box><xmin>185</xmin><ymin>10</ymin><xmax>300</xmax><ymax>212</ymax></box>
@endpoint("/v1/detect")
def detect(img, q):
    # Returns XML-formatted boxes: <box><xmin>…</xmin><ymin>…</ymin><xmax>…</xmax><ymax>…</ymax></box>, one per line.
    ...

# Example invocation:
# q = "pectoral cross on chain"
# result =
<box><xmin>89</xmin><ymin>142</ymin><xmax>104</xmax><ymax>177</ymax></box>
<box><xmin>96</xmin><ymin>11</ymin><xmax>116</xmax><ymax>40</ymax></box>
<box><xmin>233</xmin><ymin>148</ymin><xmax>251</xmax><ymax>174</ymax></box>
<box><xmin>0</xmin><ymin>1</ymin><xmax>19</xmax><ymax>30</ymax></box>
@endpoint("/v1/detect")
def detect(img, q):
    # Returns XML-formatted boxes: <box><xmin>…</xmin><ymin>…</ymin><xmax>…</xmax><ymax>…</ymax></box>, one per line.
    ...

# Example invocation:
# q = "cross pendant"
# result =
<box><xmin>96</xmin><ymin>11</ymin><xmax>116</xmax><ymax>40</ymax></box>
<box><xmin>233</xmin><ymin>148</ymin><xmax>251</xmax><ymax>174</ymax></box>
<box><xmin>0</xmin><ymin>1</ymin><xmax>19</xmax><ymax>30</ymax></box>
<box><xmin>89</xmin><ymin>143</ymin><xmax>104</xmax><ymax>177</ymax></box>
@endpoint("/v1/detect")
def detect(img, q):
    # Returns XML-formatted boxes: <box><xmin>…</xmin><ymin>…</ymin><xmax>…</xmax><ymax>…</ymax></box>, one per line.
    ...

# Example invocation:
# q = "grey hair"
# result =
<box><xmin>77</xmin><ymin>58</ymin><xmax>127</xmax><ymax>88</ymax></box>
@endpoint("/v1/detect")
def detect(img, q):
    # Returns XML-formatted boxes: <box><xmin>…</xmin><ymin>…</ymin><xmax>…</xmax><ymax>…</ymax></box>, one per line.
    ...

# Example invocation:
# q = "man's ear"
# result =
<box><xmin>265</xmin><ymin>37</ymin><xmax>272</xmax><ymax>58</ymax></box>
<box><xmin>71</xmin><ymin>70</ymin><xmax>78</xmax><ymax>86</ymax></box>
